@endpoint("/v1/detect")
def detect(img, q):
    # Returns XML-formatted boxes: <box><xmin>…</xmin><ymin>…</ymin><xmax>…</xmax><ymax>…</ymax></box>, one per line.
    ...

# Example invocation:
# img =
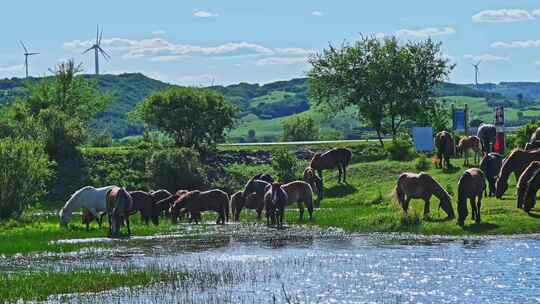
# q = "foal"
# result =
<box><xmin>457</xmin><ymin>168</ymin><xmax>486</xmax><ymax>226</ymax></box>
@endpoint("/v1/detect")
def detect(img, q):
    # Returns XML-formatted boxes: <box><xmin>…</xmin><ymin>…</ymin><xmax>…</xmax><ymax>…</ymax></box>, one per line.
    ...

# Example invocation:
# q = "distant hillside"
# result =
<box><xmin>1</xmin><ymin>74</ymin><xmax>540</xmax><ymax>141</ymax></box>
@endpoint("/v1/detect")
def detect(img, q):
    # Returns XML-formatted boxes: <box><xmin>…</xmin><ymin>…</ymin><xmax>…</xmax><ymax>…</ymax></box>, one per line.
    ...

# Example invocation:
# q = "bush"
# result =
<box><xmin>387</xmin><ymin>137</ymin><xmax>415</xmax><ymax>161</ymax></box>
<box><xmin>282</xmin><ymin>116</ymin><xmax>319</xmax><ymax>142</ymax></box>
<box><xmin>89</xmin><ymin>131</ymin><xmax>113</xmax><ymax>147</ymax></box>
<box><xmin>146</xmin><ymin>148</ymin><xmax>206</xmax><ymax>192</ymax></box>
<box><xmin>271</xmin><ymin>149</ymin><xmax>300</xmax><ymax>182</ymax></box>
<box><xmin>515</xmin><ymin>120</ymin><xmax>540</xmax><ymax>149</ymax></box>
<box><xmin>0</xmin><ymin>138</ymin><xmax>52</xmax><ymax>219</ymax></box>
<box><xmin>415</xmin><ymin>154</ymin><xmax>431</xmax><ymax>171</ymax></box>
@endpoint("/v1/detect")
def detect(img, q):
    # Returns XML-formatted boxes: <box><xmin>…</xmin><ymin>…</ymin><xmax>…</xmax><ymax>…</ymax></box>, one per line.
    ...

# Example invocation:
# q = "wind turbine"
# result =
<box><xmin>83</xmin><ymin>25</ymin><xmax>111</xmax><ymax>75</ymax></box>
<box><xmin>19</xmin><ymin>41</ymin><xmax>39</xmax><ymax>78</ymax></box>
<box><xmin>472</xmin><ymin>61</ymin><xmax>481</xmax><ymax>86</ymax></box>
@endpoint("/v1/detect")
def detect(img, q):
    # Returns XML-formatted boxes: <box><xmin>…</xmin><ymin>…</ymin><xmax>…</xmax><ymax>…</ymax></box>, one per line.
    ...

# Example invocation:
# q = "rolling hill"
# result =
<box><xmin>1</xmin><ymin>74</ymin><xmax>539</xmax><ymax>142</ymax></box>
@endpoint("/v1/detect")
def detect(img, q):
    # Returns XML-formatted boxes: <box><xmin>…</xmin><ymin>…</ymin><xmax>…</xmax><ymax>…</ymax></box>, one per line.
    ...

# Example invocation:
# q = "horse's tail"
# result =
<box><xmin>394</xmin><ymin>175</ymin><xmax>406</xmax><ymax>209</ymax></box>
<box><xmin>224</xmin><ymin>193</ymin><xmax>230</xmax><ymax>222</ymax></box>
<box><xmin>229</xmin><ymin>195</ymin><xmax>236</xmax><ymax>221</ymax></box>
<box><xmin>343</xmin><ymin>149</ymin><xmax>352</xmax><ymax>167</ymax></box>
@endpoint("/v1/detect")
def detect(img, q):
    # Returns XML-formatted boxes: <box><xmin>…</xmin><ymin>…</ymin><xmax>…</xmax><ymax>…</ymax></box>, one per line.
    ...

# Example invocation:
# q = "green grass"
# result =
<box><xmin>250</xmin><ymin>91</ymin><xmax>295</xmax><ymax>107</ymax></box>
<box><xmin>0</xmin><ymin>268</ymin><xmax>176</xmax><ymax>302</ymax></box>
<box><xmin>0</xmin><ymin>214</ymin><xmax>175</xmax><ymax>255</ymax></box>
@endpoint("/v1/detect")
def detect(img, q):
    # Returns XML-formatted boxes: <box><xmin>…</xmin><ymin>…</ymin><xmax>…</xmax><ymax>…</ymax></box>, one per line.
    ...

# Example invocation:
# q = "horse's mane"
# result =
<box><xmin>500</xmin><ymin>148</ymin><xmax>525</xmax><ymax>176</ymax></box>
<box><xmin>420</xmin><ymin>173</ymin><xmax>450</xmax><ymax>201</ymax></box>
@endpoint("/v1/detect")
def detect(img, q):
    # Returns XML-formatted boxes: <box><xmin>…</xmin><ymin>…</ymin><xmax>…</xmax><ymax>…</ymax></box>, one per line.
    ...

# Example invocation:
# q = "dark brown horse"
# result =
<box><xmin>479</xmin><ymin>153</ymin><xmax>503</xmax><ymax>197</ymax></box>
<box><xmin>434</xmin><ymin>131</ymin><xmax>454</xmax><ymax>169</ymax></box>
<box><xmin>106</xmin><ymin>187</ymin><xmax>133</xmax><ymax>237</ymax></box>
<box><xmin>82</xmin><ymin>209</ymin><xmax>105</xmax><ymax>231</ymax></box>
<box><xmin>310</xmin><ymin>148</ymin><xmax>352</xmax><ymax>185</ymax></box>
<box><xmin>524</xmin><ymin>167</ymin><xmax>540</xmax><ymax>213</ymax></box>
<box><xmin>155</xmin><ymin>190</ymin><xmax>188</xmax><ymax>214</ymax></box>
<box><xmin>303</xmin><ymin>167</ymin><xmax>323</xmax><ymax>203</ymax></box>
<box><xmin>516</xmin><ymin>161</ymin><xmax>540</xmax><ymax>210</ymax></box>
<box><xmin>264</xmin><ymin>182</ymin><xmax>288</xmax><ymax>228</ymax></box>
<box><xmin>129</xmin><ymin>191</ymin><xmax>161</xmax><ymax>226</ymax></box>
<box><xmin>495</xmin><ymin>149</ymin><xmax>540</xmax><ymax>198</ymax></box>
<box><xmin>170</xmin><ymin>189</ymin><xmax>229</xmax><ymax>224</ymax></box>
<box><xmin>457</xmin><ymin>168</ymin><xmax>486</xmax><ymax>226</ymax></box>
<box><xmin>230</xmin><ymin>191</ymin><xmax>265</xmax><ymax>221</ymax></box>
<box><xmin>395</xmin><ymin>172</ymin><xmax>454</xmax><ymax>219</ymax></box>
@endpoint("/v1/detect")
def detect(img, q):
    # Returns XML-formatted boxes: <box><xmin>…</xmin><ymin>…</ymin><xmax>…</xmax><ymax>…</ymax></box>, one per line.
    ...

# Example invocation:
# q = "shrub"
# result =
<box><xmin>0</xmin><ymin>138</ymin><xmax>52</xmax><ymax>219</ymax></box>
<box><xmin>146</xmin><ymin>148</ymin><xmax>206</xmax><ymax>192</ymax></box>
<box><xmin>387</xmin><ymin>137</ymin><xmax>415</xmax><ymax>161</ymax></box>
<box><xmin>282</xmin><ymin>116</ymin><xmax>319</xmax><ymax>142</ymax></box>
<box><xmin>515</xmin><ymin>120</ymin><xmax>540</xmax><ymax>149</ymax></box>
<box><xmin>415</xmin><ymin>154</ymin><xmax>431</xmax><ymax>171</ymax></box>
<box><xmin>271</xmin><ymin>149</ymin><xmax>300</xmax><ymax>182</ymax></box>
<box><xmin>89</xmin><ymin>131</ymin><xmax>113</xmax><ymax>148</ymax></box>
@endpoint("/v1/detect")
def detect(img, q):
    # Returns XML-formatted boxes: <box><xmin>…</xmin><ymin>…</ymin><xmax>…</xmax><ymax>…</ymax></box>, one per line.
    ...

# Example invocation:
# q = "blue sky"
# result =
<box><xmin>0</xmin><ymin>0</ymin><xmax>539</xmax><ymax>85</ymax></box>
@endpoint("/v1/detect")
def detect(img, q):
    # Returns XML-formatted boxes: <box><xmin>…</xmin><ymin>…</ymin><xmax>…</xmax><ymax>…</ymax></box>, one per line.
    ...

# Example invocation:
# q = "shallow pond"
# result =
<box><xmin>3</xmin><ymin>223</ymin><xmax>540</xmax><ymax>303</ymax></box>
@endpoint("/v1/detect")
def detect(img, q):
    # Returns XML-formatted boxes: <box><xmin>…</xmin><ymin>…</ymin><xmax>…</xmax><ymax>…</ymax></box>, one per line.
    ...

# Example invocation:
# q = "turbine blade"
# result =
<box><xmin>98</xmin><ymin>46</ymin><xmax>111</xmax><ymax>61</ymax></box>
<box><xmin>83</xmin><ymin>46</ymin><xmax>95</xmax><ymax>54</ymax></box>
<box><xmin>99</xmin><ymin>28</ymin><xmax>103</xmax><ymax>45</ymax></box>
<box><xmin>96</xmin><ymin>24</ymin><xmax>100</xmax><ymax>44</ymax></box>
<box><xmin>19</xmin><ymin>40</ymin><xmax>28</xmax><ymax>53</ymax></box>
<box><xmin>28</xmin><ymin>52</ymin><xmax>39</xmax><ymax>56</ymax></box>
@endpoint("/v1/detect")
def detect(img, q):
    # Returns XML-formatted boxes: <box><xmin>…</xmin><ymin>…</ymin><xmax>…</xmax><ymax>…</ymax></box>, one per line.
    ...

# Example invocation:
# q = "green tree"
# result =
<box><xmin>415</xmin><ymin>100</ymin><xmax>450</xmax><ymax>134</ymax></box>
<box><xmin>146</xmin><ymin>148</ymin><xmax>206</xmax><ymax>192</ymax></box>
<box><xmin>515</xmin><ymin>120</ymin><xmax>540</xmax><ymax>149</ymax></box>
<box><xmin>282</xmin><ymin>116</ymin><xmax>319</xmax><ymax>142</ymax></box>
<box><xmin>133</xmin><ymin>87</ymin><xmax>237</xmax><ymax>150</ymax></box>
<box><xmin>0</xmin><ymin>138</ymin><xmax>52</xmax><ymax>219</ymax></box>
<box><xmin>271</xmin><ymin>149</ymin><xmax>299</xmax><ymax>183</ymax></box>
<box><xmin>308</xmin><ymin>36</ymin><xmax>454</xmax><ymax>147</ymax></box>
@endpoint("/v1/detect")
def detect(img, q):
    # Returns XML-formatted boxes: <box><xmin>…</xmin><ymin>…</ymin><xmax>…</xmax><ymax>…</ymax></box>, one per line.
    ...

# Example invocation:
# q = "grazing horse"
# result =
<box><xmin>281</xmin><ymin>181</ymin><xmax>315</xmax><ymax>221</ymax></box>
<box><xmin>243</xmin><ymin>178</ymin><xmax>271</xmax><ymax>198</ymax></box>
<box><xmin>434</xmin><ymin>131</ymin><xmax>454</xmax><ymax>169</ymax></box>
<box><xmin>264</xmin><ymin>183</ymin><xmax>288</xmax><ymax>228</ymax></box>
<box><xmin>129</xmin><ymin>191</ymin><xmax>161</xmax><ymax>225</ymax></box>
<box><xmin>230</xmin><ymin>191</ymin><xmax>265</xmax><ymax>221</ymax></box>
<box><xmin>252</xmin><ymin>173</ymin><xmax>274</xmax><ymax>184</ymax></box>
<box><xmin>479</xmin><ymin>153</ymin><xmax>503</xmax><ymax>197</ymax></box>
<box><xmin>457</xmin><ymin>136</ymin><xmax>481</xmax><ymax>166</ymax></box>
<box><xmin>82</xmin><ymin>209</ymin><xmax>106</xmax><ymax>231</ymax></box>
<box><xmin>170</xmin><ymin>189</ymin><xmax>229</xmax><ymax>224</ymax></box>
<box><xmin>303</xmin><ymin>167</ymin><xmax>323</xmax><ymax>203</ymax></box>
<box><xmin>395</xmin><ymin>172</ymin><xmax>454</xmax><ymax>219</ymax></box>
<box><xmin>59</xmin><ymin>185</ymin><xmax>115</xmax><ymax>227</ymax></box>
<box><xmin>524</xmin><ymin>168</ymin><xmax>540</xmax><ymax>213</ymax></box>
<box><xmin>495</xmin><ymin>149</ymin><xmax>540</xmax><ymax>198</ymax></box>
<box><xmin>309</xmin><ymin>148</ymin><xmax>352</xmax><ymax>185</ymax></box>
<box><xmin>457</xmin><ymin>168</ymin><xmax>486</xmax><ymax>226</ymax></box>
<box><xmin>155</xmin><ymin>190</ymin><xmax>188</xmax><ymax>214</ymax></box>
<box><xmin>516</xmin><ymin>161</ymin><xmax>540</xmax><ymax>210</ymax></box>
<box><xmin>107</xmin><ymin>187</ymin><xmax>133</xmax><ymax>237</ymax></box>
<box><xmin>477</xmin><ymin>124</ymin><xmax>497</xmax><ymax>153</ymax></box>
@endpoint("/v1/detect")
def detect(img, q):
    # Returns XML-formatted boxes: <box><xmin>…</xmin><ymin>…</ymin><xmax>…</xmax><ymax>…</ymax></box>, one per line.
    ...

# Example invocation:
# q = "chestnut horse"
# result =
<box><xmin>281</xmin><ymin>181</ymin><xmax>315</xmax><ymax>221</ymax></box>
<box><xmin>82</xmin><ymin>209</ymin><xmax>106</xmax><ymax>231</ymax></box>
<box><xmin>107</xmin><ymin>187</ymin><xmax>133</xmax><ymax>237</ymax></box>
<box><xmin>264</xmin><ymin>182</ymin><xmax>288</xmax><ymax>228</ymax></box>
<box><xmin>457</xmin><ymin>136</ymin><xmax>481</xmax><ymax>166</ymax></box>
<box><xmin>155</xmin><ymin>190</ymin><xmax>188</xmax><ymax>214</ymax></box>
<box><xmin>303</xmin><ymin>167</ymin><xmax>323</xmax><ymax>203</ymax></box>
<box><xmin>516</xmin><ymin>161</ymin><xmax>540</xmax><ymax>210</ymax></box>
<box><xmin>477</xmin><ymin>124</ymin><xmax>497</xmax><ymax>153</ymax></box>
<box><xmin>434</xmin><ymin>131</ymin><xmax>454</xmax><ymax>169</ymax></box>
<box><xmin>479</xmin><ymin>153</ymin><xmax>503</xmax><ymax>197</ymax></box>
<box><xmin>230</xmin><ymin>191</ymin><xmax>265</xmax><ymax>221</ymax></box>
<box><xmin>524</xmin><ymin>168</ymin><xmax>540</xmax><ymax>213</ymax></box>
<box><xmin>129</xmin><ymin>191</ymin><xmax>161</xmax><ymax>225</ymax></box>
<box><xmin>395</xmin><ymin>172</ymin><xmax>454</xmax><ymax>219</ymax></box>
<box><xmin>457</xmin><ymin>168</ymin><xmax>486</xmax><ymax>226</ymax></box>
<box><xmin>309</xmin><ymin>148</ymin><xmax>352</xmax><ymax>185</ymax></box>
<box><xmin>495</xmin><ymin>149</ymin><xmax>540</xmax><ymax>198</ymax></box>
<box><xmin>170</xmin><ymin>189</ymin><xmax>229</xmax><ymax>224</ymax></box>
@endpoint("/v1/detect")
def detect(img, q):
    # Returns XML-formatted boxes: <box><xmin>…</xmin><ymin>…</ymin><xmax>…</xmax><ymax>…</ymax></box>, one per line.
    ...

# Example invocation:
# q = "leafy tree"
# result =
<box><xmin>133</xmin><ymin>87</ymin><xmax>237</xmax><ymax>150</ymax></box>
<box><xmin>282</xmin><ymin>116</ymin><xmax>319</xmax><ymax>142</ymax></box>
<box><xmin>470</xmin><ymin>119</ymin><xmax>483</xmax><ymax>128</ymax></box>
<box><xmin>415</xmin><ymin>100</ymin><xmax>450</xmax><ymax>134</ymax></box>
<box><xmin>308</xmin><ymin>36</ymin><xmax>454</xmax><ymax>147</ymax></box>
<box><xmin>0</xmin><ymin>138</ymin><xmax>52</xmax><ymax>219</ymax></box>
<box><xmin>247</xmin><ymin>129</ymin><xmax>256</xmax><ymax>141</ymax></box>
<box><xmin>146</xmin><ymin>148</ymin><xmax>206</xmax><ymax>192</ymax></box>
<box><xmin>515</xmin><ymin>120</ymin><xmax>540</xmax><ymax>149</ymax></box>
<box><xmin>271</xmin><ymin>149</ymin><xmax>299</xmax><ymax>182</ymax></box>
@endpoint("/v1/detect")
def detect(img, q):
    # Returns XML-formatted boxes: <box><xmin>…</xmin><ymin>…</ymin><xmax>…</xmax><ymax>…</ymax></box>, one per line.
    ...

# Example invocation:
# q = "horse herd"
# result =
<box><xmin>59</xmin><ymin>148</ymin><xmax>352</xmax><ymax>236</ymax></box>
<box><xmin>400</xmin><ymin>124</ymin><xmax>540</xmax><ymax>226</ymax></box>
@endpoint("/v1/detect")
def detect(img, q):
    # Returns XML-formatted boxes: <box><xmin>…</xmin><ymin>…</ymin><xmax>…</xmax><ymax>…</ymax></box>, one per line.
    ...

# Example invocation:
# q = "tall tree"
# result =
<box><xmin>308</xmin><ymin>36</ymin><xmax>454</xmax><ymax>147</ymax></box>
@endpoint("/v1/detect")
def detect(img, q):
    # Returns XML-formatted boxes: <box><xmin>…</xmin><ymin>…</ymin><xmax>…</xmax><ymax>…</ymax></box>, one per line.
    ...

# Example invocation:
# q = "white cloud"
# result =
<box><xmin>64</xmin><ymin>37</ymin><xmax>312</xmax><ymax>61</ymax></box>
<box><xmin>491</xmin><ymin>40</ymin><xmax>540</xmax><ymax>48</ymax></box>
<box><xmin>472</xmin><ymin>9</ymin><xmax>533</xmax><ymax>23</ymax></box>
<box><xmin>464</xmin><ymin>54</ymin><xmax>510</xmax><ymax>61</ymax></box>
<box><xmin>256</xmin><ymin>57</ymin><xmax>308</xmax><ymax>66</ymax></box>
<box><xmin>395</xmin><ymin>27</ymin><xmax>456</xmax><ymax>38</ymax></box>
<box><xmin>149</xmin><ymin>55</ymin><xmax>186</xmax><ymax>62</ymax></box>
<box><xmin>0</xmin><ymin>64</ymin><xmax>23</xmax><ymax>73</ymax></box>
<box><xmin>534</xmin><ymin>60</ymin><xmax>540</xmax><ymax>65</ymax></box>
<box><xmin>193</xmin><ymin>10</ymin><xmax>219</xmax><ymax>18</ymax></box>
<box><xmin>312</xmin><ymin>11</ymin><xmax>324</xmax><ymax>16</ymax></box>
<box><xmin>151</xmin><ymin>30</ymin><xmax>166</xmax><ymax>36</ymax></box>
<box><xmin>533</xmin><ymin>9</ymin><xmax>540</xmax><ymax>17</ymax></box>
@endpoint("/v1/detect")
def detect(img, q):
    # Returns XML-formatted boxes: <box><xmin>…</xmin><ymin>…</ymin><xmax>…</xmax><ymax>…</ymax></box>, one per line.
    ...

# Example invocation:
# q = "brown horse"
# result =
<box><xmin>106</xmin><ymin>187</ymin><xmax>133</xmax><ymax>237</ymax></box>
<box><xmin>170</xmin><ymin>189</ymin><xmax>229</xmax><ymax>224</ymax></box>
<box><xmin>456</xmin><ymin>136</ymin><xmax>481</xmax><ymax>166</ymax></box>
<box><xmin>281</xmin><ymin>181</ymin><xmax>315</xmax><ymax>221</ymax></box>
<box><xmin>524</xmin><ymin>168</ymin><xmax>540</xmax><ymax>213</ymax></box>
<box><xmin>230</xmin><ymin>191</ymin><xmax>265</xmax><ymax>221</ymax></box>
<box><xmin>395</xmin><ymin>172</ymin><xmax>454</xmax><ymax>219</ymax></box>
<box><xmin>129</xmin><ymin>191</ymin><xmax>162</xmax><ymax>226</ymax></box>
<box><xmin>155</xmin><ymin>190</ymin><xmax>188</xmax><ymax>214</ymax></box>
<box><xmin>435</xmin><ymin>131</ymin><xmax>454</xmax><ymax>169</ymax></box>
<box><xmin>310</xmin><ymin>148</ymin><xmax>352</xmax><ymax>185</ymax></box>
<box><xmin>303</xmin><ymin>167</ymin><xmax>323</xmax><ymax>203</ymax></box>
<box><xmin>264</xmin><ymin>182</ymin><xmax>288</xmax><ymax>228</ymax></box>
<box><xmin>457</xmin><ymin>168</ymin><xmax>486</xmax><ymax>226</ymax></box>
<box><xmin>82</xmin><ymin>209</ymin><xmax>106</xmax><ymax>231</ymax></box>
<box><xmin>516</xmin><ymin>161</ymin><xmax>540</xmax><ymax>210</ymax></box>
<box><xmin>495</xmin><ymin>149</ymin><xmax>540</xmax><ymax>198</ymax></box>
<box><xmin>479</xmin><ymin>153</ymin><xmax>503</xmax><ymax>197</ymax></box>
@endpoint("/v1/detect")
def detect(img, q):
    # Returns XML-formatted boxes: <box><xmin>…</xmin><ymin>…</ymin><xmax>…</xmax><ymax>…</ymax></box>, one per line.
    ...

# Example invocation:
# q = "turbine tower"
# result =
<box><xmin>19</xmin><ymin>41</ymin><xmax>39</xmax><ymax>78</ymax></box>
<box><xmin>83</xmin><ymin>25</ymin><xmax>111</xmax><ymax>75</ymax></box>
<box><xmin>472</xmin><ymin>61</ymin><xmax>481</xmax><ymax>86</ymax></box>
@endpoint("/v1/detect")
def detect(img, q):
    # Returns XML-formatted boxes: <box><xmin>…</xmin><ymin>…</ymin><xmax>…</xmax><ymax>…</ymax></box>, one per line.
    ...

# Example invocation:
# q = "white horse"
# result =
<box><xmin>59</xmin><ymin>186</ymin><xmax>116</xmax><ymax>226</ymax></box>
